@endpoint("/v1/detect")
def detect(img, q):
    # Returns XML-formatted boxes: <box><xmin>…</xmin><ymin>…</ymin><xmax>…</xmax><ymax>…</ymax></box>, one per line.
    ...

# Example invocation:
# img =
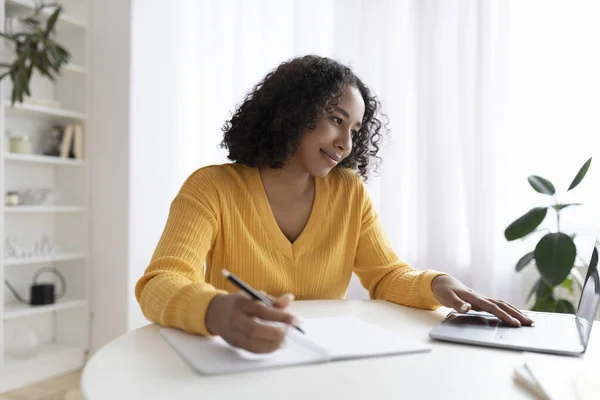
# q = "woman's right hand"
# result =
<box><xmin>205</xmin><ymin>292</ymin><xmax>298</xmax><ymax>353</ymax></box>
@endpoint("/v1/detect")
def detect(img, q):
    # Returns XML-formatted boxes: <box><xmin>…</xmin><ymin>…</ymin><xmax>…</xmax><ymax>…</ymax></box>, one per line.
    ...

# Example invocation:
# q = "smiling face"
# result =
<box><xmin>290</xmin><ymin>85</ymin><xmax>366</xmax><ymax>177</ymax></box>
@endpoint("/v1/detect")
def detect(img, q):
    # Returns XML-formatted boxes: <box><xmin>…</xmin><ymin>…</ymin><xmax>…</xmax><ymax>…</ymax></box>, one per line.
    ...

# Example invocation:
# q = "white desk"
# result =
<box><xmin>81</xmin><ymin>300</ymin><xmax>600</xmax><ymax>400</ymax></box>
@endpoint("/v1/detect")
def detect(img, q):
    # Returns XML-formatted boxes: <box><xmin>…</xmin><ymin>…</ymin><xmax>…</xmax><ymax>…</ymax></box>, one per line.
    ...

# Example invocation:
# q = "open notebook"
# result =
<box><xmin>160</xmin><ymin>316</ymin><xmax>431</xmax><ymax>375</ymax></box>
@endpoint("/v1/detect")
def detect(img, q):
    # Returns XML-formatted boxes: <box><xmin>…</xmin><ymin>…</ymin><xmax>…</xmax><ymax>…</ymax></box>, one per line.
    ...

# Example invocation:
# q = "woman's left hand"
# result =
<box><xmin>431</xmin><ymin>275</ymin><xmax>534</xmax><ymax>327</ymax></box>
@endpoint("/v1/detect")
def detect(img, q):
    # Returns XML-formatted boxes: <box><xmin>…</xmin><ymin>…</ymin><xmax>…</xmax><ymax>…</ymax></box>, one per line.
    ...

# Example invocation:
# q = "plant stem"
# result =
<box><xmin>553</xmin><ymin>194</ymin><xmax>561</xmax><ymax>232</ymax></box>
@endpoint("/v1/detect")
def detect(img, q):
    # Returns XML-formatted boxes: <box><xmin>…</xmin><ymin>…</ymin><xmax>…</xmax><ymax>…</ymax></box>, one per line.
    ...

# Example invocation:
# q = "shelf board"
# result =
<box><xmin>5</xmin><ymin>0</ymin><xmax>88</xmax><ymax>29</ymax></box>
<box><xmin>1</xmin><ymin>343</ymin><xmax>85</xmax><ymax>393</ymax></box>
<box><xmin>3</xmin><ymin>253</ymin><xmax>87</xmax><ymax>267</ymax></box>
<box><xmin>4</xmin><ymin>101</ymin><xmax>86</xmax><ymax>121</ymax></box>
<box><xmin>5</xmin><ymin>205</ymin><xmax>87</xmax><ymax>213</ymax></box>
<box><xmin>4</xmin><ymin>298</ymin><xmax>87</xmax><ymax>320</ymax></box>
<box><xmin>62</xmin><ymin>63</ymin><xmax>87</xmax><ymax>75</ymax></box>
<box><xmin>4</xmin><ymin>152</ymin><xmax>87</xmax><ymax>166</ymax></box>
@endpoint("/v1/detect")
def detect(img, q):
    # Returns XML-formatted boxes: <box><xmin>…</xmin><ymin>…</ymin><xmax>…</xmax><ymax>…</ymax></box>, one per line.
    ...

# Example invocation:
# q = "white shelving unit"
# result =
<box><xmin>4</xmin><ymin>205</ymin><xmax>88</xmax><ymax>213</ymax></box>
<box><xmin>3</xmin><ymin>253</ymin><xmax>87</xmax><ymax>267</ymax></box>
<box><xmin>3</xmin><ymin>100</ymin><xmax>87</xmax><ymax>120</ymax></box>
<box><xmin>4</xmin><ymin>152</ymin><xmax>88</xmax><ymax>166</ymax></box>
<box><xmin>0</xmin><ymin>0</ymin><xmax>90</xmax><ymax>392</ymax></box>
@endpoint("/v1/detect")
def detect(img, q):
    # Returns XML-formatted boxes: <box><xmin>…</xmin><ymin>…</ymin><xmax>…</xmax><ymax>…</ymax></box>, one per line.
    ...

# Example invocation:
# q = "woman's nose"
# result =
<box><xmin>335</xmin><ymin>129</ymin><xmax>352</xmax><ymax>153</ymax></box>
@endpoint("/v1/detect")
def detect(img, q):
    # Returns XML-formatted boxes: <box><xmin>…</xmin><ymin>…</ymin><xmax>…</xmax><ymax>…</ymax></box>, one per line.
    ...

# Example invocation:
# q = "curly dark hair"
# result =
<box><xmin>220</xmin><ymin>55</ymin><xmax>387</xmax><ymax>180</ymax></box>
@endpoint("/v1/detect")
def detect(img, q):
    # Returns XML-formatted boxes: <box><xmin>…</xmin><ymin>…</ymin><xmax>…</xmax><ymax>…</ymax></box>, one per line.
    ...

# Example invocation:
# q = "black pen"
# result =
<box><xmin>221</xmin><ymin>269</ymin><xmax>305</xmax><ymax>334</ymax></box>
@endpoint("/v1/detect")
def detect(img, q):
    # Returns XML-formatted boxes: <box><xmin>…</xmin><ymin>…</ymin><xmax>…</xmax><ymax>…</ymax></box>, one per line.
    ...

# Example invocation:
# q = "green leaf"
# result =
<box><xmin>562</xmin><ymin>277</ymin><xmax>574</xmax><ymax>294</ymax></box>
<box><xmin>45</xmin><ymin>8</ymin><xmax>61</xmax><ymax>36</ymax></box>
<box><xmin>535</xmin><ymin>232</ymin><xmax>577</xmax><ymax>286</ymax></box>
<box><xmin>516</xmin><ymin>251</ymin><xmax>535</xmax><ymax>272</ymax></box>
<box><xmin>568</xmin><ymin>157</ymin><xmax>592</xmax><ymax>191</ymax></box>
<box><xmin>552</xmin><ymin>203</ymin><xmax>582</xmax><ymax>211</ymax></box>
<box><xmin>532</xmin><ymin>296</ymin><xmax>557</xmax><ymax>312</ymax></box>
<box><xmin>528</xmin><ymin>175</ymin><xmax>556</xmax><ymax>195</ymax></box>
<box><xmin>556</xmin><ymin>299</ymin><xmax>576</xmax><ymax>314</ymax></box>
<box><xmin>527</xmin><ymin>278</ymin><xmax>554</xmax><ymax>303</ymax></box>
<box><xmin>527</xmin><ymin>281</ymin><xmax>538</xmax><ymax>302</ymax></box>
<box><xmin>536</xmin><ymin>278</ymin><xmax>554</xmax><ymax>300</ymax></box>
<box><xmin>0</xmin><ymin>32</ymin><xmax>18</xmax><ymax>42</ymax></box>
<box><xmin>504</xmin><ymin>207</ymin><xmax>548</xmax><ymax>241</ymax></box>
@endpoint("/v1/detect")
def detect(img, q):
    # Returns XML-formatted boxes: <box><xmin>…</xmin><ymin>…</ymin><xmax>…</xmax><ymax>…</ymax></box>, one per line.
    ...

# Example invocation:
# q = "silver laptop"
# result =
<box><xmin>429</xmin><ymin>236</ymin><xmax>600</xmax><ymax>356</ymax></box>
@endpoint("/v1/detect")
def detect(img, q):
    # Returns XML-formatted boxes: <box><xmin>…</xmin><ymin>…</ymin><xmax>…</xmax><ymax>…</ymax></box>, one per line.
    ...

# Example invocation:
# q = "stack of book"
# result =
<box><xmin>58</xmin><ymin>124</ymin><xmax>84</xmax><ymax>159</ymax></box>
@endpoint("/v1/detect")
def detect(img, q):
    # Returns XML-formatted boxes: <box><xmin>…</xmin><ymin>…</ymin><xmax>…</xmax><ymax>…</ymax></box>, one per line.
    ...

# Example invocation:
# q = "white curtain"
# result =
<box><xmin>132</xmin><ymin>0</ymin><xmax>518</xmax><ymax>304</ymax></box>
<box><xmin>377</xmin><ymin>0</ymin><xmax>512</xmax><ymax>300</ymax></box>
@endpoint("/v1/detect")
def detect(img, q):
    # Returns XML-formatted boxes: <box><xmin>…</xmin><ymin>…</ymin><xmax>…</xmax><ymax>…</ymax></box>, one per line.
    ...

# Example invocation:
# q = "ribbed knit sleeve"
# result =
<box><xmin>352</xmin><ymin>180</ymin><xmax>446</xmax><ymax>310</ymax></box>
<box><xmin>134</xmin><ymin>170</ymin><xmax>227</xmax><ymax>336</ymax></box>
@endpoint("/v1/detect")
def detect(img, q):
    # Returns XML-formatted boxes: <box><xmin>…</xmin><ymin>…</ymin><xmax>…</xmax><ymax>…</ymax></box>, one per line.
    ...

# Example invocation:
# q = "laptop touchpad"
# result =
<box><xmin>443</xmin><ymin>312</ymin><xmax>511</xmax><ymax>328</ymax></box>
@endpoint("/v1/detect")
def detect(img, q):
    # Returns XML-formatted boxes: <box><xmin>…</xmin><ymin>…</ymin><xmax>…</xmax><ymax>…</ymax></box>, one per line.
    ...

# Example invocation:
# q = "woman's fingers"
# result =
<box><xmin>489</xmin><ymin>299</ymin><xmax>533</xmax><ymax>325</ymax></box>
<box><xmin>233</xmin><ymin>313</ymin><xmax>287</xmax><ymax>342</ymax></box>
<box><xmin>273</xmin><ymin>293</ymin><xmax>294</xmax><ymax>309</ymax></box>
<box><xmin>258</xmin><ymin>291</ymin><xmax>294</xmax><ymax>309</ymax></box>
<box><xmin>228</xmin><ymin>326</ymin><xmax>283</xmax><ymax>354</ymax></box>
<box><xmin>442</xmin><ymin>288</ymin><xmax>472</xmax><ymax>314</ymax></box>
<box><xmin>240</xmin><ymin>299</ymin><xmax>298</xmax><ymax>327</ymax></box>
<box><xmin>459</xmin><ymin>291</ymin><xmax>522</xmax><ymax>327</ymax></box>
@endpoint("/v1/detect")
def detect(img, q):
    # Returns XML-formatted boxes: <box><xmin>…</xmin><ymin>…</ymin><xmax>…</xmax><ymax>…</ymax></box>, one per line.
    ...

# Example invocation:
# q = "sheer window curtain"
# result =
<box><xmin>132</xmin><ymin>0</ymin><xmax>518</xmax><ymax>305</ymax></box>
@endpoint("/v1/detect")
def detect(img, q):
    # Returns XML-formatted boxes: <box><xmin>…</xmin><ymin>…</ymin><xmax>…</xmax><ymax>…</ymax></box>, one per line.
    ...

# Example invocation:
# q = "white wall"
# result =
<box><xmin>89</xmin><ymin>0</ymin><xmax>132</xmax><ymax>351</ymax></box>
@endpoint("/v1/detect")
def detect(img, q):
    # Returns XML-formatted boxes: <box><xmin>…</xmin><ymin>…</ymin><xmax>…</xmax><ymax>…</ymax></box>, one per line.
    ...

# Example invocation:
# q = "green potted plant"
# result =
<box><xmin>0</xmin><ymin>2</ymin><xmax>70</xmax><ymax>105</ymax></box>
<box><xmin>505</xmin><ymin>157</ymin><xmax>592</xmax><ymax>314</ymax></box>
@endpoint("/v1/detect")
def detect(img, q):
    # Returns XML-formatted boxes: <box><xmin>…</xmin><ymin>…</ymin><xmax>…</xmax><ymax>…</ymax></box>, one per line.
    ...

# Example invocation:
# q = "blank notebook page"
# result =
<box><xmin>300</xmin><ymin>316</ymin><xmax>431</xmax><ymax>360</ymax></box>
<box><xmin>161</xmin><ymin>316</ymin><xmax>431</xmax><ymax>375</ymax></box>
<box><xmin>160</xmin><ymin>327</ymin><xmax>328</xmax><ymax>375</ymax></box>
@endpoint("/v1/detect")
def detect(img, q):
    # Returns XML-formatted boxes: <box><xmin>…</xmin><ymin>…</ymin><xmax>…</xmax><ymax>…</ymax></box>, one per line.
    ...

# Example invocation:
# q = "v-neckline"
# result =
<box><xmin>246</xmin><ymin>166</ymin><xmax>329</xmax><ymax>260</ymax></box>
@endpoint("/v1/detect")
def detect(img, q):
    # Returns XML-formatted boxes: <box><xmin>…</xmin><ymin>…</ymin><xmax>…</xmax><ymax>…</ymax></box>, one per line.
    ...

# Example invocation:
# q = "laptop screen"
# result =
<box><xmin>576</xmin><ymin>237</ymin><xmax>600</xmax><ymax>348</ymax></box>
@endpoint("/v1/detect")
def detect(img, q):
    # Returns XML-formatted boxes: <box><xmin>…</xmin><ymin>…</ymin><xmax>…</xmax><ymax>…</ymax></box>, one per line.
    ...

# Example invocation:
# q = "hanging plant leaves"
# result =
<box><xmin>535</xmin><ymin>233</ymin><xmax>577</xmax><ymax>286</ymax></box>
<box><xmin>536</xmin><ymin>278</ymin><xmax>554</xmax><ymax>300</ymax></box>
<box><xmin>528</xmin><ymin>175</ymin><xmax>556</xmax><ymax>195</ymax></box>
<box><xmin>45</xmin><ymin>8</ymin><xmax>60</xmax><ymax>36</ymax></box>
<box><xmin>527</xmin><ymin>278</ymin><xmax>554</xmax><ymax>303</ymax></box>
<box><xmin>552</xmin><ymin>203</ymin><xmax>582</xmax><ymax>211</ymax></box>
<box><xmin>532</xmin><ymin>296</ymin><xmax>557</xmax><ymax>312</ymax></box>
<box><xmin>0</xmin><ymin>4</ymin><xmax>70</xmax><ymax>105</ymax></box>
<box><xmin>568</xmin><ymin>157</ymin><xmax>592</xmax><ymax>191</ymax></box>
<box><xmin>515</xmin><ymin>251</ymin><xmax>535</xmax><ymax>272</ymax></box>
<box><xmin>562</xmin><ymin>277</ymin><xmax>574</xmax><ymax>294</ymax></box>
<box><xmin>505</xmin><ymin>207</ymin><xmax>548</xmax><ymax>241</ymax></box>
<box><xmin>556</xmin><ymin>299</ymin><xmax>576</xmax><ymax>314</ymax></box>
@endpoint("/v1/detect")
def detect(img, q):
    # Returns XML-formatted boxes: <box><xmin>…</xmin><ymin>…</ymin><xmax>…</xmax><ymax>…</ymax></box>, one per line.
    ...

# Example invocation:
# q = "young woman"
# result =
<box><xmin>135</xmin><ymin>55</ymin><xmax>532</xmax><ymax>354</ymax></box>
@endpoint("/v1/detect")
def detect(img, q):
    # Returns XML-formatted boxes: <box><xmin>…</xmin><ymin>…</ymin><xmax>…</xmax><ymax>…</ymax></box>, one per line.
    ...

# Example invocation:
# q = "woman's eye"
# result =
<box><xmin>332</xmin><ymin>117</ymin><xmax>343</xmax><ymax>125</ymax></box>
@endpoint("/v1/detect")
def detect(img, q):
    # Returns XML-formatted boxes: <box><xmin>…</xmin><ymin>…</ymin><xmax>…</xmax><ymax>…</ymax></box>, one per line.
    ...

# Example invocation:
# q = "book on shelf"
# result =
<box><xmin>59</xmin><ymin>124</ymin><xmax>84</xmax><ymax>160</ymax></box>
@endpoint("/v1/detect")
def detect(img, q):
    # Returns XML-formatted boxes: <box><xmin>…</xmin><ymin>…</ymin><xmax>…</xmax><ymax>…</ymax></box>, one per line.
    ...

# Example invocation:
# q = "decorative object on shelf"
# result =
<box><xmin>505</xmin><ymin>157</ymin><xmax>593</xmax><ymax>314</ymax></box>
<box><xmin>4</xmin><ymin>266</ymin><xmax>67</xmax><ymax>306</ymax></box>
<box><xmin>4</xmin><ymin>188</ymin><xmax>61</xmax><ymax>206</ymax></box>
<box><xmin>5</xmin><ymin>191</ymin><xmax>20</xmax><ymax>206</ymax></box>
<box><xmin>0</xmin><ymin>3</ymin><xmax>71</xmax><ymax>105</ymax></box>
<box><xmin>6</xmin><ymin>327</ymin><xmax>40</xmax><ymax>358</ymax></box>
<box><xmin>42</xmin><ymin>125</ymin><xmax>64</xmax><ymax>156</ymax></box>
<box><xmin>4</xmin><ymin>234</ymin><xmax>61</xmax><ymax>259</ymax></box>
<box><xmin>40</xmin><ymin>123</ymin><xmax>84</xmax><ymax>159</ymax></box>
<box><xmin>9</xmin><ymin>135</ymin><xmax>32</xmax><ymax>153</ymax></box>
<box><xmin>19</xmin><ymin>187</ymin><xmax>61</xmax><ymax>205</ymax></box>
